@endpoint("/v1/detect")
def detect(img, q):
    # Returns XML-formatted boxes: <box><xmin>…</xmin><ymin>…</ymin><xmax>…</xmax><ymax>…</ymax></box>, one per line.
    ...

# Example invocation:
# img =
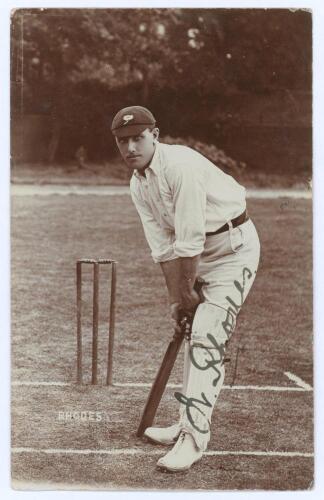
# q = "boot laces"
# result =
<box><xmin>172</xmin><ymin>430</ymin><xmax>187</xmax><ymax>452</ymax></box>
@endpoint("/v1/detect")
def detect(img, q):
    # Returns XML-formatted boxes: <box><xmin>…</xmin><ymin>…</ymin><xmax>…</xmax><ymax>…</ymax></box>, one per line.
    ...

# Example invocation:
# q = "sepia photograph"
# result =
<box><xmin>8</xmin><ymin>4</ymin><xmax>315</xmax><ymax>492</ymax></box>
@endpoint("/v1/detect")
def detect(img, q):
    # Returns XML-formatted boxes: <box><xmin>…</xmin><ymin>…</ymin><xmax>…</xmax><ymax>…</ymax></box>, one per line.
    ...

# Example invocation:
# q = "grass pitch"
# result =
<box><xmin>11</xmin><ymin>193</ymin><xmax>313</xmax><ymax>490</ymax></box>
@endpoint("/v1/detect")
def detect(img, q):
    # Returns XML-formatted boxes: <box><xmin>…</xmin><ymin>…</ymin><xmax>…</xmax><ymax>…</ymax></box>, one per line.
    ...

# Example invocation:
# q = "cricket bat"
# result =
<box><xmin>136</xmin><ymin>278</ymin><xmax>205</xmax><ymax>437</ymax></box>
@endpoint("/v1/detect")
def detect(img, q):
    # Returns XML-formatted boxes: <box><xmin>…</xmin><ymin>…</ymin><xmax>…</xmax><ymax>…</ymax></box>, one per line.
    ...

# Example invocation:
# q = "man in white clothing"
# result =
<box><xmin>111</xmin><ymin>105</ymin><xmax>260</xmax><ymax>472</ymax></box>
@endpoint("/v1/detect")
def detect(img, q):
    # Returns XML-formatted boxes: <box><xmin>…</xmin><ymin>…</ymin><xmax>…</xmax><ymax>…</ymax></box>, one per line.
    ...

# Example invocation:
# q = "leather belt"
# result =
<box><xmin>206</xmin><ymin>210</ymin><xmax>249</xmax><ymax>236</ymax></box>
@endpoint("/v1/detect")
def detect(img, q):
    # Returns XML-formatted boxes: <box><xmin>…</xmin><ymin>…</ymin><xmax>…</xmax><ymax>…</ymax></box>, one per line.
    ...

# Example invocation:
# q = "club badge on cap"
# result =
<box><xmin>122</xmin><ymin>114</ymin><xmax>134</xmax><ymax>125</ymax></box>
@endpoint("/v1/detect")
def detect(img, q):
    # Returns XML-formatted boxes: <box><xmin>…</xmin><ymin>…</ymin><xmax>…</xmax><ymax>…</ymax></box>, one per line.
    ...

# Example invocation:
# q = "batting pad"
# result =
<box><xmin>190</xmin><ymin>302</ymin><xmax>230</xmax><ymax>348</ymax></box>
<box><xmin>176</xmin><ymin>303</ymin><xmax>228</xmax><ymax>451</ymax></box>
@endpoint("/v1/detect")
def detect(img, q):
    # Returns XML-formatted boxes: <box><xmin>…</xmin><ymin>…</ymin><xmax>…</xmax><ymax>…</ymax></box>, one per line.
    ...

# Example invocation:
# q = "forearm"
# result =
<box><xmin>160</xmin><ymin>259</ymin><xmax>182</xmax><ymax>304</ymax></box>
<box><xmin>180</xmin><ymin>255</ymin><xmax>200</xmax><ymax>297</ymax></box>
<box><xmin>160</xmin><ymin>254</ymin><xmax>201</xmax><ymax>305</ymax></box>
<box><xmin>180</xmin><ymin>255</ymin><xmax>200</xmax><ymax>310</ymax></box>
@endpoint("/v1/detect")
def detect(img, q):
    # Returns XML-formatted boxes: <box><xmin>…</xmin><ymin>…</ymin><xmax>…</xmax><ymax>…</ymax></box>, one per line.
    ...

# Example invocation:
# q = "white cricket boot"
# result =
<box><xmin>156</xmin><ymin>431</ymin><xmax>203</xmax><ymax>472</ymax></box>
<box><xmin>144</xmin><ymin>423</ymin><xmax>181</xmax><ymax>445</ymax></box>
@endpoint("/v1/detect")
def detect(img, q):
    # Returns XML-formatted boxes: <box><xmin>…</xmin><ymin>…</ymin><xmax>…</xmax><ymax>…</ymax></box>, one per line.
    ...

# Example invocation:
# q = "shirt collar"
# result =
<box><xmin>148</xmin><ymin>142</ymin><xmax>161</xmax><ymax>175</ymax></box>
<box><xmin>133</xmin><ymin>142</ymin><xmax>160</xmax><ymax>179</ymax></box>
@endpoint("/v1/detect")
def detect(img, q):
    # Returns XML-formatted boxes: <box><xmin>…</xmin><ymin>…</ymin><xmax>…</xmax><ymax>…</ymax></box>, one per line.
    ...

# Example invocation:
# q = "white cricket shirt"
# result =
<box><xmin>130</xmin><ymin>142</ymin><xmax>246</xmax><ymax>263</ymax></box>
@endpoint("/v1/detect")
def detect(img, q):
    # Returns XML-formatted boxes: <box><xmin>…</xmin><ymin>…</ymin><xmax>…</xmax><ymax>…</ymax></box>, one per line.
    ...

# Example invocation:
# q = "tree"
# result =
<box><xmin>11</xmin><ymin>8</ymin><xmax>311</xmax><ymax>162</ymax></box>
<box><xmin>12</xmin><ymin>9</ymin><xmax>210</xmax><ymax>160</ymax></box>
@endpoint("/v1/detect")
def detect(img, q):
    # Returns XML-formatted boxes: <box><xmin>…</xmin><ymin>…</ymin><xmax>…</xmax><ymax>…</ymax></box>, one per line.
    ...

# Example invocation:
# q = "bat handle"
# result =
<box><xmin>178</xmin><ymin>277</ymin><xmax>208</xmax><ymax>339</ymax></box>
<box><xmin>194</xmin><ymin>276</ymin><xmax>207</xmax><ymax>301</ymax></box>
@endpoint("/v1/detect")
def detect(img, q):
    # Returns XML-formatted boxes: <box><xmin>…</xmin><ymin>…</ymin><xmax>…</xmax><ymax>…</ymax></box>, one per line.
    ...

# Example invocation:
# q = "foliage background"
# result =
<box><xmin>10</xmin><ymin>8</ymin><xmax>312</xmax><ymax>183</ymax></box>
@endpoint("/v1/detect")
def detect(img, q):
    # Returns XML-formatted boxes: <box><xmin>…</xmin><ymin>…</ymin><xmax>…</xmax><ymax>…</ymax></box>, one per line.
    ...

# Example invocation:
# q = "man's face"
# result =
<box><xmin>115</xmin><ymin>128</ymin><xmax>159</xmax><ymax>172</ymax></box>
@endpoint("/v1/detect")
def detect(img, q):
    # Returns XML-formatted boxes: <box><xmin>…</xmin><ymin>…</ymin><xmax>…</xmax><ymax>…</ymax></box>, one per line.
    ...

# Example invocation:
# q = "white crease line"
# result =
<box><xmin>11</xmin><ymin>185</ymin><xmax>131</xmax><ymax>196</ymax></box>
<box><xmin>11</xmin><ymin>479</ymin><xmax>118</xmax><ymax>491</ymax></box>
<box><xmin>204</xmin><ymin>450</ymin><xmax>313</xmax><ymax>458</ymax></box>
<box><xmin>11</xmin><ymin>185</ymin><xmax>312</xmax><ymax>199</ymax></box>
<box><xmin>11</xmin><ymin>447</ymin><xmax>313</xmax><ymax>458</ymax></box>
<box><xmin>12</xmin><ymin>381</ymin><xmax>71</xmax><ymax>387</ymax></box>
<box><xmin>247</xmin><ymin>189</ymin><xmax>311</xmax><ymax>200</ymax></box>
<box><xmin>284</xmin><ymin>372</ymin><xmax>313</xmax><ymax>391</ymax></box>
<box><xmin>11</xmin><ymin>381</ymin><xmax>312</xmax><ymax>392</ymax></box>
<box><xmin>115</xmin><ymin>383</ymin><xmax>309</xmax><ymax>392</ymax></box>
<box><xmin>221</xmin><ymin>385</ymin><xmax>308</xmax><ymax>392</ymax></box>
<box><xmin>115</xmin><ymin>382</ymin><xmax>181</xmax><ymax>388</ymax></box>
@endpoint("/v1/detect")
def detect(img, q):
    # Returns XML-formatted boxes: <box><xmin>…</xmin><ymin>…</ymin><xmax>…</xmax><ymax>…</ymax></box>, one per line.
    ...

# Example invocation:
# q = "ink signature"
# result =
<box><xmin>174</xmin><ymin>266</ymin><xmax>253</xmax><ymax>434</ymax></box>
<box><xmin>222</xmin><ymin>267</ymin><xmax>253</xmax><ymax>338</ymax></box>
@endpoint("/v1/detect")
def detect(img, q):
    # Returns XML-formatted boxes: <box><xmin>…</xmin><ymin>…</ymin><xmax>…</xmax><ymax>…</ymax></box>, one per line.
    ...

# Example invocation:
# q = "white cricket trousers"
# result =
<box><xmin>176</xmin><ymin>218</ymin><xmax>261</xmax><ymax>451</ymax></box>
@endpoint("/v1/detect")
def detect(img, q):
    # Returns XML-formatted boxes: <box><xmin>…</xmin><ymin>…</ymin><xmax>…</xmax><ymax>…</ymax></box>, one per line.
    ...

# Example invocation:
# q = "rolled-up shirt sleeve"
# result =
<box><xmin>130</xmin><ymin>186</ymin><xmax>177</xmax><ymax>263</ymax></box>
<box><xmin>167</xmin><ymin>162</ymin><xmax>207</xmax><ymax>257</ymax></box>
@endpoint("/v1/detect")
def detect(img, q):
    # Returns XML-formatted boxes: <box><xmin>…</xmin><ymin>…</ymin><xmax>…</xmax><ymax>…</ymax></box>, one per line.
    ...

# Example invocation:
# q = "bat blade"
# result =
<box><xmin>136</xmin><ymin>277</ymin><xmax>206</xmax><ymax>438</ymax></box>
<box><xmin>136</xmin><ymin>331</ymin><xmax>184</xmax><ymax>437</ymax></box>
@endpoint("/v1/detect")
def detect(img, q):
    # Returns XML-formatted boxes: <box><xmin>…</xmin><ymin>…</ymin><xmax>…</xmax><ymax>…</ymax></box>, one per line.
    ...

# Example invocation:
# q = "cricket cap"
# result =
<box><xmin>111</xmin><ymin>106</ymin><xmax>156</xmax><ymax>138</ymax></box>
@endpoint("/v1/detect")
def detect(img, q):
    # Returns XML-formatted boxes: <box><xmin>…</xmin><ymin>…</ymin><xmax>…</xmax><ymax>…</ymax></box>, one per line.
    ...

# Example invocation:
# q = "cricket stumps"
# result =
<box><xmin>76</xmin><ymin>258</ymin><xmax>117</xmax><ymax>385</ymax></box>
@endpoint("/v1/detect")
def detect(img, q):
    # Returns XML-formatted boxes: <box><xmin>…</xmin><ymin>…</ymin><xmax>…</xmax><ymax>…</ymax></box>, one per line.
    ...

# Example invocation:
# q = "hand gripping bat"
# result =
<box><xmin>136</xmin><ymin>277</ymin><xmax>206</xmax><ymax>437</ymax></box>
